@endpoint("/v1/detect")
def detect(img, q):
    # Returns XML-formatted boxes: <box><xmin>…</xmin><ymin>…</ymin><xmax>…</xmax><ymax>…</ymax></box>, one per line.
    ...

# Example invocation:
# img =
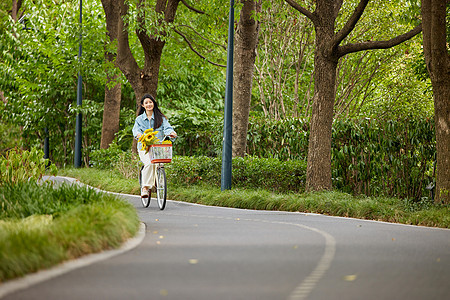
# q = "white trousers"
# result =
<box><xmin>139</xmin><ymin>150</ymin><xmax>157</xmax><ymax>188</ymax></box>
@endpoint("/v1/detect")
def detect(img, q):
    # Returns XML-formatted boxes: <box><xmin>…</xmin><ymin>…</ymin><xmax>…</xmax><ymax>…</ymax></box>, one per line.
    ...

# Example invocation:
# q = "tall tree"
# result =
<box><xmin>101</xmin><ymin>0</ymin><xmax>206</xmax><ymax>110</ymax></box>
<box><xmin>232</xmin><ymin>0</ymin><xmax>262</xmax><ymax>157</ymax></box>
<box><xmin>101</xmin><ymin>0</ymin><xmax>171</xmax><ymax>104</ymax></box>
<box><xmin>101</xmin><ymin>0</ymin><xmax>209</xmax><ymax>151</ymax></box>
<box><xmin>285</xmin><ymin>0</ymin><xmax>422</xmax><ymax>191</ymax></box>
<box><xmin>421</xmin><ymin>0</ymin><xmax>449</xmax><ymax>204</ymax></box>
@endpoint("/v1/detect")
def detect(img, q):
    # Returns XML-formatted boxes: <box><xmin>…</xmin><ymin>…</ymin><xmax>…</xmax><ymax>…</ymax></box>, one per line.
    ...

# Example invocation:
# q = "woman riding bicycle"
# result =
<box><xmin>132</xmin><ymin>94</ymin><xmax>177</xmax><ymax>198</ymax></box>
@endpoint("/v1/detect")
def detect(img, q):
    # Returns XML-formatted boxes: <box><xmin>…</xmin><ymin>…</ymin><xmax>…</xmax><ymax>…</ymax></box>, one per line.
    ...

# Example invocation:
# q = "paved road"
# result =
<box><xmin>2</xmin><ymin>180</ymin><xmax>450</xmax><ymax>300</ymax></box>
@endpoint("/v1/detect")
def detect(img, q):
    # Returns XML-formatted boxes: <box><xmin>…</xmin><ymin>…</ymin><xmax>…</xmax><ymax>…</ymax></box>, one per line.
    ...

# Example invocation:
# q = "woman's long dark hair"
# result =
<box><xmin>138</xmin><ymin>94</ymin><xmax>165</xmax><ymax>129</ymax></box>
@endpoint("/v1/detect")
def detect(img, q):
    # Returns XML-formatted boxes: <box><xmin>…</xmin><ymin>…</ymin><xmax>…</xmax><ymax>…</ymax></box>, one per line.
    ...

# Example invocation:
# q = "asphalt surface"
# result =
<box><xmin>1</xmin><ymin>177</ymin><xmax>449</xmax><ymax>300</ymax></box>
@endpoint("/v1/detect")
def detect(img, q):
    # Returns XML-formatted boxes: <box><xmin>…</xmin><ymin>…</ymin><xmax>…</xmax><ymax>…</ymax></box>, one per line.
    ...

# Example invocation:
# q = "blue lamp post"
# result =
<box><xmin>221</xmin><ymin>0</ymin><xmax>234</xmax><ymax>191</ymax></box>
<box><xmin>74</xmin><ymin>0</ymin><xmax>82</xmax><ymax>167</ymax></box>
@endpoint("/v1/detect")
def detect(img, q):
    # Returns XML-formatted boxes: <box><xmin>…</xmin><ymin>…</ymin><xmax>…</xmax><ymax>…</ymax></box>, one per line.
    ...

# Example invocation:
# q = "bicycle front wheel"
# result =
<box><xmin>156</xmin><ymin>166</ymin><xmax>167</xmax><ymax>210</ymax></box>
<box><xmin>139</xmin><ymin>166</ymin><xmax>151</xmax><ymax>208</ymax></box>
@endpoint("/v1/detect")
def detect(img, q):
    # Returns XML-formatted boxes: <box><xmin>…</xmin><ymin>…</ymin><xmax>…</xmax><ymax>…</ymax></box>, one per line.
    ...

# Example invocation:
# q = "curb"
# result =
<box><xmin>0</xmin><ymin>222</ymin><xmax>145</xmax><ymax>299</ymax></box>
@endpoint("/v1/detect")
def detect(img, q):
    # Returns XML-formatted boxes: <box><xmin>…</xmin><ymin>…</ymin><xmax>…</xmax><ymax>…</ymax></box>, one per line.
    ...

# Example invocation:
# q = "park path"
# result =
<box><xmin>2</xmin><ymin>178</ymin><xmax>449</xmax><ymax>299</ymax></box>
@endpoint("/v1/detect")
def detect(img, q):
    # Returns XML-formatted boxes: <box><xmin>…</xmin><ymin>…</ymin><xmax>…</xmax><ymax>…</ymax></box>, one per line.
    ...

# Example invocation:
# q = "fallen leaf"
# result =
<box><xmin>344</xmin><ymin>274</ymin><xmax>357</xmax><ymax>282</ymax></box>
<box><xmin>189</xmin><ymin>259</ymin><xmax>199</xmax><ymax>264</ymax></box>
<box><xmin>160</xmin><ymin>289</ymin><xmax>168</xmax><ymax>296</ymax></box>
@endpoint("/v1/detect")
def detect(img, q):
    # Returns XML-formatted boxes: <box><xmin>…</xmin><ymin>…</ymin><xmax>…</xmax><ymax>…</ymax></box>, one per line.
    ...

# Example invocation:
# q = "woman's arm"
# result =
<box><xmin>162</xmin><ymin>117</ymin><xmax>177</xmax><ymax>137</ymax></box>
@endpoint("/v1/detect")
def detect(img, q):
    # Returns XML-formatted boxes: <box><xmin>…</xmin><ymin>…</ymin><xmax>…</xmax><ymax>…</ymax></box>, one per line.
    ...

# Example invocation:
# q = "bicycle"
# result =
<box><xmin>139</xmin><ymin>136</ymin><xmax>174</xmax><ymax>210</ymax></box>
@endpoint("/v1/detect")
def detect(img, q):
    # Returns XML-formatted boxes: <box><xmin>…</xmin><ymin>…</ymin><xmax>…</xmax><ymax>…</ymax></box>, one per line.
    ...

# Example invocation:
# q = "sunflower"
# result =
<box><xmin>140</xmin><ymin>129</ymin><xmax>160</xmax><ymax>153</ymax></box>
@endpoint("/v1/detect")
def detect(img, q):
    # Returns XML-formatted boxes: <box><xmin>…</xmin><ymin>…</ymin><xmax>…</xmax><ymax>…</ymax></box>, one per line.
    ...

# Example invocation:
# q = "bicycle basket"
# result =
<box><xmin>149</xmin><ymin>144</ymin><xmax>172</xmax><ymax>163</ymax></box>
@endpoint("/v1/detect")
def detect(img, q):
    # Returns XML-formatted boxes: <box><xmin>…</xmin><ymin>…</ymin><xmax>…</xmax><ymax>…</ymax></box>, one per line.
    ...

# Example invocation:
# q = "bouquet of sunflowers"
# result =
<box><xmin>138</xmin><ymin>128</ymin><xmax>160</xmax><ymax>153</ymax></box>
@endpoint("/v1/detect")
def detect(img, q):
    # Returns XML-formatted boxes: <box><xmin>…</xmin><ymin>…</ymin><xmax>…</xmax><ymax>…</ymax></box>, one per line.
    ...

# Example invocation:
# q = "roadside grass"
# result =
<box><xmin>57</xmin><ymin>168</ymin><xmax>140</xmax><ymax>195</ymax></box>
<box><xmin>0</xmin><ymin>181</ymin><xmax>140</xmax><ymax>282</ymax></box>
<box><xmin>60</xmin><ymin>168</ymin><xmax>449</xmax><ymax>229</ymax></box>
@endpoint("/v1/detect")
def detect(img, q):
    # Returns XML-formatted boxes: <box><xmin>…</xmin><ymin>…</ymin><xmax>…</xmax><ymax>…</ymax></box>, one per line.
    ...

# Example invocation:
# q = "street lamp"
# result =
<box><xmin>221</xmin><ymin>0</ymin><xmax>234</xmax><ymax>191</ymax></box>
<box><xmin>74</xmin><ymin>0</ymin><xmax>82</xmax><ymax>167</ymax></box>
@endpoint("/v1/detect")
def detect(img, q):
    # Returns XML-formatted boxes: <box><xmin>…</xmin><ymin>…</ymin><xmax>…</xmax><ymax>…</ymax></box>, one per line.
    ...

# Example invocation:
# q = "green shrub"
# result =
<box><xmin>89</xmin><ymin>142</ymin><xmax>124</xmax><ymax>169</ymax></box>
<box><xmin>90</xmin><ymin>141</ymin><xmax>140</xmax><ymax>179</ymax></box>
<box><xmin>0</xmin><ymin>147</ymin><xmax>57</xmax><ymax>186</ymax></box>
<box><xmin>0</xmin><ymin>122</ymin><xmax>22</xmax><ymax>154</ymax></box>
<box><xmin>331</xmin><ymin>118</ymin><xmax>435</xmax><ymax>200</ymax></box>
<box><xmin>166</xmin><ymin>155</ymin><xmax>307</xmax><ymax>193</ymax></box>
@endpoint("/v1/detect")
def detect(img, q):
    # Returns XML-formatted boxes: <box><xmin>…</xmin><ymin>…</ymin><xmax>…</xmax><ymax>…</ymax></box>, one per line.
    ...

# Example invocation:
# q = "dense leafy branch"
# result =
<box><xmin>177</xmin><ymin>24</ymin><xmax>226</xmax><ymax>50</ymax></box>
<box><xmin>180</xmin><ymin>0</ymin><xmax>205</xmax><ymax>14</ymax></box>
<box><xmin>174</xmin><ymin>28</ymin><xmax>226</xmax><ymax>67</ymax></box>
<box><xmin>284</xmin><ymin>0</ymin><xmax>316</xmax><ymax>22</ymax></box>
<box><xmin>332</xmin><ymin>0</ymin><xmax>369</xmax><ymax>48</ymax></box>
<box><xmin>337</xmin><ymin>24</ymin><xmax>422</xmax><ymax>57</ymax></box>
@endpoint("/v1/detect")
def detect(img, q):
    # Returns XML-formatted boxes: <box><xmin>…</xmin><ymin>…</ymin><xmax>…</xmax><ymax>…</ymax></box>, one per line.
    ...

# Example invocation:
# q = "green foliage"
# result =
<box><xmin>90</xmin><ymin>141</ymin><xmax>123</xmax><ymax>169</ymax></box>
<box><xmin>255</xmin><ymin>1</ymin><xmax>315</xmax><ymax>119</ymax></box>
<box><xmin>0</xmin><ymin>0</ymin><xmax>108</xmax><ymax>166</ymax></box>
<box><xmin>170</xmin><ymin>110</ymin><xmax>435</xmax><ymax>200</ymax></box>
<box><xmin>0</xmin><ymin>121</ymin><xmax>22</xmax><ymax>154</ymax></box>
<box><xmin>90</xmin><ymin>141</ymin><xmax>140</xmax><ymax>179</ymax></box>
<box><xmin>331</xmin><ymin>118</ymin><xmax>435</xmax><ymax>200</ymax></box>
<box><xmin>166</xmin><ymin>155</ymin><xmax>307</xmax><ymax>193</ymax></box>
<box><xmin>0</xmin><ymin>147</ymin><xmax>56</xmax><ymax>186</ymax></box>
<box><xmin>170</xmin><ymin>108</ymin><xmax>224</xmax><ymax>157</ymax></box>
<box><xmin>116</xmin><ymin>107</ymin><xmax>139</xmax><ymax>151</ymax></box>
<box><xmin>157</xmin><ymin>72</ymin><xmax>225</xmax><ymax>112</ymax></box>
<box><xmin>247</xmin><ymin>115</ymin><xmax>309</xmax><ymax>160</ymax></box>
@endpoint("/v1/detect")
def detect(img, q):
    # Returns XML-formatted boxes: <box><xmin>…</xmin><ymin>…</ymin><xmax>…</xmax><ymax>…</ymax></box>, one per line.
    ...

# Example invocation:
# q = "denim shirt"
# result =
<box><xmin>132</xmin><ymin>112</ymin><xmax>175</xmax><ymax>150</ymax></box>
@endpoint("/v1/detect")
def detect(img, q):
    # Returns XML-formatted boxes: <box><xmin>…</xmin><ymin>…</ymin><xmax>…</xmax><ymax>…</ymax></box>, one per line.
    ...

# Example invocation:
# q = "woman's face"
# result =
<box><xmin>142</xmin><ymin>98</ymin><xmax>154</xmax><ymax>112</ymax></box>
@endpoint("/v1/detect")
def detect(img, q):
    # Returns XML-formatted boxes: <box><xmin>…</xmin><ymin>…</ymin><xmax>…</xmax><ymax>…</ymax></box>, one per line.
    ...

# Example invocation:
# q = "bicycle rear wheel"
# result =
<box><xmin>139</xmin><ymin>166</ymin><xmax>151</xmax><ymax>208</ymax></box>
<box><xmin>156</xmin><ymin>166</ymin><xmax>167</xmax><ymax>210</ymax></box>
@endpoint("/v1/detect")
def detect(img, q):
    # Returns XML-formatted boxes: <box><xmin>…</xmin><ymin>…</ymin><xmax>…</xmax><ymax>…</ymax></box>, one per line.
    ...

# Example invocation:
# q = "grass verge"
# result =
<box><xmin>0</xmin><ymin>181</ymin><xmax>140</xmax><ymax>283</ymax></box>
<box><xmin>60</xmin><ymin>167</ymin><xmax>449</xmax><ymax>229</ymax></box>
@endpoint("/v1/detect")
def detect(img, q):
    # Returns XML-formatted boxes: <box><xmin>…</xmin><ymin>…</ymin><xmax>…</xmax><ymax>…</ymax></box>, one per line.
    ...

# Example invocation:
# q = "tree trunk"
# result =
<box><xmin>421</xmin><ymin>0</ymin><xmax>450</xmax><ymax>204</ymax></box>
<box><xmin>100</xmin><ymin>73</ymin><xmax>121</xmax><ymax>149</ymax></box>
<box><xmin>305</xmin><ymin>18</ymin><xmax>338</xmax><ymax>191</ymax></box>
<box><xmin>12</xmin><ymin>0</ymin><xmax>23</xmax><ymax>22</ymax></box>
<box><xmin>100</xmin><ymin>0</ymin><xmax>122</xmax><ymax>149</ymax></box>
<box><xmin>433</xmin><ymin>83</ymin><xmax>450</xmax><ymax>204</ymax></box>
<box><xmin>232</xmin><ymin>0</ymin><xmax>261</xmax><ymax>157</ymax></box>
